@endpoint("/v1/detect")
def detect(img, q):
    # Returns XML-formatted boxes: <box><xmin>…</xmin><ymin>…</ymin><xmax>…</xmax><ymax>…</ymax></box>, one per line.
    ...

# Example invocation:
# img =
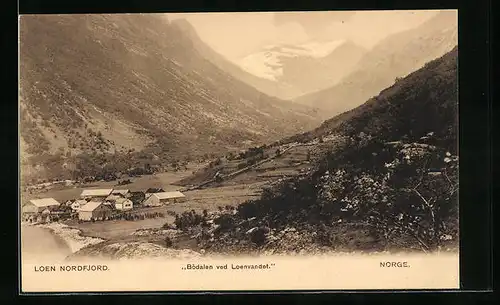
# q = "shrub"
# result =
<box><xmin>174</xmin><ymin>210</ymin><xmax>204</xmax><ymax>231</ymax></box>
<box><xmin>164</xmin><ymin>237</ymin><xmax>173</xmax><ymax>248</ymax></box>
<box><xmin>249</xmin><ymin>227</ymin><xmax>267</xmax><ymax>246</ymax></box>
<box><xmin>214</xmin><ymin>214</ymin><xmax>235</xmax><ymax>231</ymax></box>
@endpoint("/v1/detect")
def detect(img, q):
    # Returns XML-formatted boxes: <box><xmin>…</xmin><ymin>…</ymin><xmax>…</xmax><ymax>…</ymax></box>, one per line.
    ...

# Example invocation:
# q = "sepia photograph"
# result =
<box><xmin>19</xmin><ymin>10</ymin><xmax>459</xmax><ymax>292</ymax></box>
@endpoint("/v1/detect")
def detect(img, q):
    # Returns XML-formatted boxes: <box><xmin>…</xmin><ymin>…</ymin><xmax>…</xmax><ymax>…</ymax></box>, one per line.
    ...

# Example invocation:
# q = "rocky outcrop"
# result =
<box><xmin>67</xmin><ymin>241</ymin><xmax>201</xmax><ymax>261</ymax></box>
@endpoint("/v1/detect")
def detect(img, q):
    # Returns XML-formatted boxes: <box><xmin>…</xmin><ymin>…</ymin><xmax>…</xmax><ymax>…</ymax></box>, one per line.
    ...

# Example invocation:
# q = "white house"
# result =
<box><xmin>114</xmin><ymin>197</ymin><xmax>133</xmax><ymax>211</ymax></box>
<box><xmin>77</xmin><ymin>201</ymin><xmax>112</xmax><ymax>221</ymax></box>
<box><xmin>22</xmin><ymin>198</ymin><xmax>60</xmax><ymax>214</ymax></box>
<box><xmin>80</xmin><ymin>189</ymin><xmax>113</xmax><ymax>200</ymax></box>
<box><xmin>70</xmin><ymin>199</ymin><xmax>88</xmax><ymax>211</ymax></box>
<box><xmin>142</xmin><ymin>191</ymin><xmax>186</xmax><ymax>207</ymax></box>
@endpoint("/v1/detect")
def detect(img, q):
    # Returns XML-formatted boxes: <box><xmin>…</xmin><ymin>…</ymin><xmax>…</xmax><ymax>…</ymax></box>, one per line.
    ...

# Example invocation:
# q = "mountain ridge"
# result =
<box><xmin>170</xmin><ymin>18</ymin><xmax>305</xmax><ymax>101</ymax></box>
<box><xmin>19</xmin><ymin>14</ymin><xmax>322</xmax><ymax>182</ymax></box>
<box><xmin>294</xmin><ymin>10</ymin><xmax>458</xmax><ymax>116</ymax></box>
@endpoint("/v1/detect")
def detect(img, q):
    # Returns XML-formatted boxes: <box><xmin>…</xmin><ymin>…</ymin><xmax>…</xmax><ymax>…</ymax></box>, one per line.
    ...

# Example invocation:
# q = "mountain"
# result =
<box><xmin>170</xmin><ymin>19</ymin><xmax>303</xmax><ymax>101</ymax></box>
<box><xmin>181</xmin><ymin>46</ymin><xmax>458</xmax><ymax>254</ymax></box>
<box><xmin>295</xmin><ymin>10</ymin><xmax>458</xmax><ymax>116</ymax></box>
<box><xmin>19</xmin><ymin>14</ymin><xmax>322</xmax><ymax>182</ymax></box>
<box><xmin>238</xmin><ymin>39</ymin><xmax>367</xmax><ymax>98</ymax></box>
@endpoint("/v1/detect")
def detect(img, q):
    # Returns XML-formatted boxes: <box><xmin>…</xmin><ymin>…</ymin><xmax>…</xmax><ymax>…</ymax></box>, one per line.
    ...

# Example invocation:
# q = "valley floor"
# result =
<box><xmin>62</xmin><ymin>182</ymin><xmax>264</xmax><ymax>241</ymax></box>
<box><xmin>20</xmin><ymin>135</ymin><xmax>350</xmax><ymax>259</ymax></box>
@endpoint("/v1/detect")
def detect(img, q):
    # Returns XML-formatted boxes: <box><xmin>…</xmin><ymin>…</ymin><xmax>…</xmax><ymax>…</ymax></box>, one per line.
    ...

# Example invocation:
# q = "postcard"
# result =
<box><xmin>19</xmin><ymin>10</ymin><xmax>459</xmax><ymax>292</ymax></box>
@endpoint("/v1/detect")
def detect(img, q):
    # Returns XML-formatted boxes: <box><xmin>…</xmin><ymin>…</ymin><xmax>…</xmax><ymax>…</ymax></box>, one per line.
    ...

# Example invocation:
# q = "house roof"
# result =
<box><xmin>153</xmin><ymin>191</ymin><xmax>185</xmax><ymax>200</ymax></box>
<box><xmin>106</xmin><ymin>194</ymin><xmax>121</xmax><ymax>201</ymax></box>
<box><xmin>112</xmin><ymin>189</ymin><xmax>129</xmax><ymax>195</ymax></box>
<box><xmin>80</xmin><ymin>189</ymin><xmax>113</xmax><ymax>197</ymax></box>
<box><xmin>72</xmin><ymin>199</ymin><xmax>87</xmax><ymax>206</ymax></box>
<box><xmin>29</xmin><ymin>198</ymin><xmax>60</xmax><ymax>207</ymax></box>
<box><xmin>78</xmin><ymin>201</ymin><xmax>104</xmax><ymax>212</ymax></box>
<box><xmin>115</xmin><ymin>197</ymin><xmax>132</xmax><ymax>204</ymax></box>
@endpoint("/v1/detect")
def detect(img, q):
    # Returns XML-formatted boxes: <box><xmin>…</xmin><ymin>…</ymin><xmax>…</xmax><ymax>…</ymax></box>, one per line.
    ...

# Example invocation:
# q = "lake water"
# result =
<box><xmin>21</xmin><ymin>225</ymin><xmax>72</xmax><ymax>263</ymax></box>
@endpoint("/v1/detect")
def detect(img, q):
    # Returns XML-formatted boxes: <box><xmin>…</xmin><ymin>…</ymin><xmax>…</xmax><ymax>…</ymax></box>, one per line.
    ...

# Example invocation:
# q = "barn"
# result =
<box><xmin>77</xmin><ymin>201</ymin><xmax>112</xmax><ymax>221</ymax></box>
<box><xmin>22</xmin><ymin>198</ymin><xmax>60</xmax><ymax>214</ymax></box>
<box><xmin>80</xmin><ymin>189</ymin><xmax>113</xmax><ymax>201</ymax></box>
<box><xmin>142</xmin><ymin>191</ymin><xmax>186</xmax><ymax>207</ymax></box>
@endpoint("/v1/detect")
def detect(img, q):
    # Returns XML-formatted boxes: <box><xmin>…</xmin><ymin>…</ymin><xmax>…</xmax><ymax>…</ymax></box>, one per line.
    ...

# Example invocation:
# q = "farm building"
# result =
<box><xmin>80</xmin><ymin>189</ymin><xmax>113</xmax><ymax>200</ymax></box>
<box><xmin>142</xmin><ymin>191</ymin><xmax>186</xmax><ymax>207</ymax></box>
<box><xmin>111</xmin><ymin>189</ymin><xmax>130</xmax><ymax>197</ymax></box>
<box><xmin>114</xmin><ymin>197</ymin><xmax>133</xmax><ymax>211</ymax></box>
<box><xmin>105</xmin><ymin>194</ymin><xmax>122</xmax><ymax>202</ymax></box>
<box><xmin>77</xmin><ymin>201</ymin><xmax>112</xmax><ymax>221</ymax></box>
<box><xmin>71</xmin><ymin>199</ymin><xmax>88</xmax><ymax>211</ymax></box>
<box><xmin>22</xmin><ymin>198</ymin><xmax>60</xmax><ymax>214</ymax></box>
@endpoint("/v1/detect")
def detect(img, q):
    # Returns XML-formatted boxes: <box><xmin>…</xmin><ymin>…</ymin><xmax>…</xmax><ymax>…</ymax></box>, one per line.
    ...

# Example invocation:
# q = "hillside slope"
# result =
<box><xmin>179</xmin><ymin>46</ymin><xmax>458</xmax><ymax>254</ymax></box>
<box><xmin>170</xmin><ymin>19</ymin><xmax>304</xmax><ymax>101</ymax></box>
<box><xmin>19</xmin><ymin>14</ymin><xmax>321</xmax><ymax>182</ymax></box>
<box><xmin>295</xmin><ymin>10</ymin><xmax>458</xmax><ymax>117</ymax></box>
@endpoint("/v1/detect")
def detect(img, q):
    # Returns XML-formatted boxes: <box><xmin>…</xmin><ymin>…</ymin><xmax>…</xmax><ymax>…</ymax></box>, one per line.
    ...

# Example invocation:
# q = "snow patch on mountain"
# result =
<box><xmin>238</xmin><ymin>40</ymin><xmax>347</xmax><ymax>81</ymax></box>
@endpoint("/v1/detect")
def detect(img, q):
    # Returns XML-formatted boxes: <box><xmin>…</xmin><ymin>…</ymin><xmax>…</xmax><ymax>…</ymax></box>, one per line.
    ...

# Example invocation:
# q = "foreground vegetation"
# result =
<box><xmin>170</xmin><ymin>47</ymin><xmax>459</xmax><ymax>254</ymax></box>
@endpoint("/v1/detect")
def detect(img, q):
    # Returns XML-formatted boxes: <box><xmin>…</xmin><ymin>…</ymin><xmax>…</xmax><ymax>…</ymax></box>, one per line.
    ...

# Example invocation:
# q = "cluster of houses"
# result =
<box><xmin>22</xmin><ymin>187</ymin><xmax>187</xmax><ymax>223</ymax></box>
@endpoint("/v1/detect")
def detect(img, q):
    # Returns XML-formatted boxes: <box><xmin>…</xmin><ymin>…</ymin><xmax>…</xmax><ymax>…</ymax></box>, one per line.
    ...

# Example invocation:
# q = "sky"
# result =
<box><xmin>165</xmin><ymin>10</ymin><xmax>446</xmax><ymax>62</ymax></box>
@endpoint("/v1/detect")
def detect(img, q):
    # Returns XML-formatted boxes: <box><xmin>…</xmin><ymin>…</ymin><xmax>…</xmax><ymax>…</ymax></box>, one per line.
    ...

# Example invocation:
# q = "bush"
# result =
<box><xmin>214</xmin><ymin>214</ymin><xmax>235</xmax><ymax>231</ymax></box>
<box><xmin>164</xmin><ymin>237</ymin><xmax>173</xmax><ymax>248</ymax></box>
<box><xmin>249</xmin><ymin>227</ymin><xmax>267</xmax><ymax>245</ymax></box>
<box><xmin>174</xmin><ymin>210</ymin><xmax>204</xmax><ymax>231</ymax></box>
<box><xmin>118</xmin><ymin>179</ymin><xmax>132</xmax><ymax>185</ymax></box>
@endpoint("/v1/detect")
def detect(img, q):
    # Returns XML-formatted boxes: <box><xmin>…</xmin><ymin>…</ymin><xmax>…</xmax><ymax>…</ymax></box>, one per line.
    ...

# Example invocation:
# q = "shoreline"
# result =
<box><xmin>21</xmin><ymin>223</ymin><xmax>459</xmax><ymax>262</ymax></box>
<box><xmin>31</xmin><ymin>222</ymin><xmax>106</xmax><ymax>253</ymax></box>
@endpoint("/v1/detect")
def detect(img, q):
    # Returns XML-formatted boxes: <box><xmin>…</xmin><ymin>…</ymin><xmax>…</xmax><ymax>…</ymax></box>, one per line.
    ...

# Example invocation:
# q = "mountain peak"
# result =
<box><xmin>238</xmin><ymin>39</ymin><xmax>367</xmax><ymax>93</ymax></box>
